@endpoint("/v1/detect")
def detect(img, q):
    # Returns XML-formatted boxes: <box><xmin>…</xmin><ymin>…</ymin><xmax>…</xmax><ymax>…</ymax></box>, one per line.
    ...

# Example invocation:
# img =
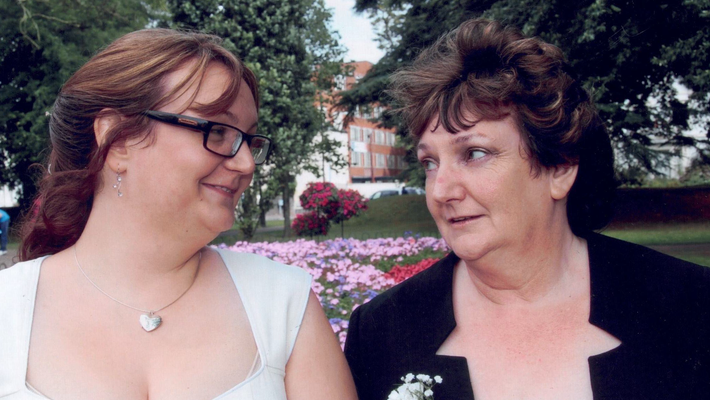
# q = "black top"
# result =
<box><xmin>344</xmin><ymin>233</ymin><xmax>710</xmax><ymax>400</ymax></box>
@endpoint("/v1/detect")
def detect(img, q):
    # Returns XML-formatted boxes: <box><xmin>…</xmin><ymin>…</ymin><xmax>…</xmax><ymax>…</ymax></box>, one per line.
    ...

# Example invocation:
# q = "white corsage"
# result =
<box><xmin>388</xmin><ymin>373</ymin><xmax>443</xmax><ymax>400</ymax></box>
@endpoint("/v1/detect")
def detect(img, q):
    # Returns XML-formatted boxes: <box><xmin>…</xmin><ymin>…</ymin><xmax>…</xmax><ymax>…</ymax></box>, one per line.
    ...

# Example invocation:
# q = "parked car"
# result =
<box><xmin>370</xmin><ymin>190</ymin><xmax>399</xmax><ymax>200</ymax></box>
<box><xmin>401</xmin><ymin>187</ymin><xmax>425</xmax><ymax>195</ymax></box>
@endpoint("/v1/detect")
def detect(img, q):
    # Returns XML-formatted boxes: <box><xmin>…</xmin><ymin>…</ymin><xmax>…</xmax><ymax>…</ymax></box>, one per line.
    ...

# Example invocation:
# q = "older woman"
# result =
<box><xmin>0</xmin><ymin>29</ymin><xmax>356</xmax><ymax>400</ymax></box>
<box><xmin>345</xmin><ymin>19</ymin><xmax>710</xmax><ymax>400</ymax></box>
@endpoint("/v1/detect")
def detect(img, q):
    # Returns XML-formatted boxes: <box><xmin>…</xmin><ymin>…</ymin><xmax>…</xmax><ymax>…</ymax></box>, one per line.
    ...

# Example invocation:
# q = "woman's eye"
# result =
<box><xmin>468</xmin><ymin>149</ymin><xmax>487</xmax><ymax>161</ymax></box>
<box><xmin>422</xmin><ymin>160</ymin><xmax>437</xmax><ymax>171</ymax></box>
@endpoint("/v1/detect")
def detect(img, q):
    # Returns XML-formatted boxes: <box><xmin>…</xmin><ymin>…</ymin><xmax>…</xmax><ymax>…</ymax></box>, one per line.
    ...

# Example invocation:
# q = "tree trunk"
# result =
<box><xmin>257</xmin><ymin>177</ymin><xmax>267</xmax><ymax>228</ymax></box>
<box><xmin>259</xmin><ymin>210</ymin><xmax>267</xmax><ymax>228</ymax></box>
<box><xmin>282</xmin><ymin>185</ymin><xmax>292</xmax><ymax>237</ymax></box>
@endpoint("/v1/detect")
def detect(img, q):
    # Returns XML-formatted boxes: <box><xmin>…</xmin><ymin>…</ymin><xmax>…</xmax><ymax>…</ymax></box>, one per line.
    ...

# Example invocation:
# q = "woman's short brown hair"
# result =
<box><xmin>389</xmin><ymin>18</ymin><xmax>615</xmax><ymax>235</ymax></box>
<box><xmin>21</xmin><ymin>29</ymin><xmax>258</xmax><ymax>260</ymax></box>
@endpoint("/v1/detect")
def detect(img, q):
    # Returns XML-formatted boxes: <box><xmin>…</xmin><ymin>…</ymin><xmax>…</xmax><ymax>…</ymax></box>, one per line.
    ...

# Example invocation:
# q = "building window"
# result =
<box><xmin>351</xmin><ymin>151</ymin><xmax>362</xmax><ymax>166</ymax></box>
<box><xmin>375</xmin><ymin>153</ymin><xmax>385</xmax><ymax>168</ymax></box>
<box><xmin>398</xmin><ymin>155</ymin><xmax>408</xmax><ymax>169</ymax></box>
<box><xmin>387</xmin><ymin>154</ymin><xmax>396</xmax><ymax>169</ymax></box>
<box><xmin>364</xmin><ymin>151</ymin><xmax>371</xmax><ymax>167</ymax></box>
<box><xmin>387</xmin><ymin>132</ymin><xmax>396</xmax><ymax>146</ymax></box>
<box><xmin>363</xmin><ymin>128</ymin><xmax>373</xmax><ymax>142</ymax></box>
<box><xmin>375</xmin><ymin>130</ymin><xmax>385</xmax><ymax>144</ymax></box>
<box><xmin>350</xmin><ymin>126</ymin><xmax>362</xmax><ymax>142</ymax></box>
<box><xmin>335</xmin><ymin>75</ymin><xmax>346</xmax><ymax>91</ymax></box>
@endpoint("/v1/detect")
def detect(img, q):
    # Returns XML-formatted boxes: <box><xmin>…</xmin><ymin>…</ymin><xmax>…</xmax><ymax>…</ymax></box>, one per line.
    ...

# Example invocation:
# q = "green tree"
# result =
<box><xmin>169</xmin><ymin>0</ymin><xmax>346</xmax><ymax>236</ymax></box>
<box><xmin>0</xmin><ymin>0</ymin><xmax>163</xmax><ymax>209</ymax></box>
<box><xmin>343</xmin><ymin>0</ymin><xmax>710</xmax><ymax>184</ymax></box>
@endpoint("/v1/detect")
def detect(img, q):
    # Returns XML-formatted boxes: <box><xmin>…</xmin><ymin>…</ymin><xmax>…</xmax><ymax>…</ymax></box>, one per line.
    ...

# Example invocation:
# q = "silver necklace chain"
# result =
<box><xmin>73</xmin><ymin>245</ymin><xmax>201</xmax><ymax>314</ymax></box>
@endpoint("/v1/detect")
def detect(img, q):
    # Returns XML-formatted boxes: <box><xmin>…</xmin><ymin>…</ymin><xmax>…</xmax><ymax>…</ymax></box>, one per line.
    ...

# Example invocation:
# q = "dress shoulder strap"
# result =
<box><xmin>217</xmin><ymin>249</ymin><xmax>312</xmax><ymax>373</ymax></box>
<box><xmin>0</xmin><ymin>258</ymin><xmax>44</xmax><ymax>395</ymax></box>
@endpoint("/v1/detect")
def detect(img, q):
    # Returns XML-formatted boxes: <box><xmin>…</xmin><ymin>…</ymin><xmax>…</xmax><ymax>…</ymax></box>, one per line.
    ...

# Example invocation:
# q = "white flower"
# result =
<box><xmin>391</xmin><ymin>372</ymin><xmax>443</xmax><ymax>400</ymax></box>
<box><xmin>408</xmin><ymin>382</ymin><xmax>424</xmax><ymax>393</ymax></box>
<box><xmin>388</xmin><ymin>385</ymin><xmax>417</xmax><ymax>400</ymax></box>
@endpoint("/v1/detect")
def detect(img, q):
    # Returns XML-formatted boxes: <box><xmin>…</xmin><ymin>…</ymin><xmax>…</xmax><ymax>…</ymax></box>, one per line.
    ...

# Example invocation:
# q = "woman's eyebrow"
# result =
<box><xmin>417</xmin><ymin>132</ymin><xmax>488</xmax><ymax>152</ymax></box>
<box><xmin>202</xmin><ymin>110</ymin><xmax>257</xmax><ymax>132</ymax></box>
<box><xmin>245</xmin><ymin>121</ymin><xmax>258</xmax><ymax>133</ymax></box>
<box><xmin>223</xmin><ymin>110</ymin><xmax>239</xmax><ymax>124</ymax></box>
<box><xmin>450</xmin><ymin>132</ymin><xmax>489</xmax><ymax>146</ymax></box>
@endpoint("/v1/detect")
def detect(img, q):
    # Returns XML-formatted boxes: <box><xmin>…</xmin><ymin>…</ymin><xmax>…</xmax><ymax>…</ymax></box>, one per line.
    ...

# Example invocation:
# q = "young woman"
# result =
<box><xmin>0</xmin><ymin>29</ymin><xmax>356</xmax><ymax>400</ymax></box>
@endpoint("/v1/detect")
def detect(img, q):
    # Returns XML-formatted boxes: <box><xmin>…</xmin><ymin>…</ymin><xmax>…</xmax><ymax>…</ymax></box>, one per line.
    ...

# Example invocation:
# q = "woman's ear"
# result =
<box><xmin>94</xmin><ymin>109</ymin><xmax>128</xmax><ymax>173</ymax></box>
<box><xmin>549</xmin><ymin>164</ymin><xmax>579</xmax><ymax>200</ymax></box>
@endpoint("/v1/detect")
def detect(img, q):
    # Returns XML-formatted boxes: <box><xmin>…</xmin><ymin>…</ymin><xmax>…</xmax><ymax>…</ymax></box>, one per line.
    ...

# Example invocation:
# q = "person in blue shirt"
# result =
<box><xmin>0</xmin><ymin>209</ymin><xmax>9</xmax><ymax>255</ymax></box>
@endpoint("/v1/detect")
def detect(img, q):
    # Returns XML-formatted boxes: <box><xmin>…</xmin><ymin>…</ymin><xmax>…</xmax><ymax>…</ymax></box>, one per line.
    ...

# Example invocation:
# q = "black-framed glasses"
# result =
<box><xmin>144</xmin><ymin>110</ymin><xmax>271</xmax><ymax>165</ymax></box>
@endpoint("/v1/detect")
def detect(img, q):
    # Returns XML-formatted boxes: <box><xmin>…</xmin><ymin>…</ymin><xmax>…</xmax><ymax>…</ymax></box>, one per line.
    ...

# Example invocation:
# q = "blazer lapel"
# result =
<box><xmin>586</xmin><ymin>233</ymin><xmax>678</xmax><ymax>399</ymax></box>
<box><xmin>394</xmin><ymin>252</ymin><xmax>476</xmax><ymax>400</ymax></box>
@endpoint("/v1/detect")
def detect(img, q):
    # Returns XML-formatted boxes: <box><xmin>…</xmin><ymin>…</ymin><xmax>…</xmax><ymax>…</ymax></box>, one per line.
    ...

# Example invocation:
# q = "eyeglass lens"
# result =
<box><xmin>206</xmin><ymin>125</ymin><xmax>269</xmax><ymax>164</ymax></box>
<box><xmin>249</xmin><ymin>137</ymin><xmax>269</xmax><ymax>164</ymax></box>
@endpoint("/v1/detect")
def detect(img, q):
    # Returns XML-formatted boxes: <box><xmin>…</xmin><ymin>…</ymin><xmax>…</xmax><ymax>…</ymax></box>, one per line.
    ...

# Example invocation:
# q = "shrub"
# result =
<box><xmin>333</xmin><ymin>188</ymin><xmax>369</xmax><ymax>224</ymax></box>
<box><xmin>291</xmin><ymin>212</ymin><xmax>329</xmax><ymax>236</ymax></box>
<box><xmin>293</xmin><ymin>182</ymin><xmax>369</xmax><ymax>236</ymax></box>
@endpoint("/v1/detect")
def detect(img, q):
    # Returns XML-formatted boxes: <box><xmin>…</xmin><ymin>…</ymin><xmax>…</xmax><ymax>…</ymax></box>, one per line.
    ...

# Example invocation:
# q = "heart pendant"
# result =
<box><xmin>139</xmin><ymin>313</ymin><xmax>162</xmax><ymax>332</ymax></box>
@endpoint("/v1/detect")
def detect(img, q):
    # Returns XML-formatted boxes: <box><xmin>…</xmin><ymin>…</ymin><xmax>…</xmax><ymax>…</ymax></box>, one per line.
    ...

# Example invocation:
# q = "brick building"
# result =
<box><xmin>340</xmin><ymin>61</ymin><xmax>407</xmax><ymax>183</ymax></box>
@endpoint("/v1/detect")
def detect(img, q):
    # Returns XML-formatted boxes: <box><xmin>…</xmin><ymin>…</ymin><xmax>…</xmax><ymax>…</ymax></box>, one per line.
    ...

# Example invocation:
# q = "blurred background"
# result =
<box><xmin>1</xmin><ymin>0</ymin><xmax>709</xmax><ymax>268</ymax></box>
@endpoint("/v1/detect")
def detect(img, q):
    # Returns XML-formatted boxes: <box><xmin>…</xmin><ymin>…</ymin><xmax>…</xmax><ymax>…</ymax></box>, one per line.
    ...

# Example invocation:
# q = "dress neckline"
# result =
<box><xmin>21</xmin><ymin>249</ymin><xmax>266</xmax><ymax>400</ymax></box>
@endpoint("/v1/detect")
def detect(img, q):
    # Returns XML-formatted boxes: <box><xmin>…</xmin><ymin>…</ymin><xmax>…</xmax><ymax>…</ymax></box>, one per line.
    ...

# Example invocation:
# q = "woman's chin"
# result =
<box><xmin>445</xmin><ymin>234</ymin><xmax>495</xmax><ymax>262</ymax></box>
<box><xmin>200</xmin><ymin>212</ymin><xmax>236</xmax><ymax>237</ymax></box>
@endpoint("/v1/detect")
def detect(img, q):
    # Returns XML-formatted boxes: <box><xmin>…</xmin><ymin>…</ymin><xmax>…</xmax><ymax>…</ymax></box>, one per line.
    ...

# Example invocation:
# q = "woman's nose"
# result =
<box><xmin>223</xmin><ymin>142</ymin><xmax>256</xmax><ymax>173</ymax></box>
<box><xmin>428</xmin><ymin>163</ymin><xmax>466</xmax><ymax>203</ymax></box>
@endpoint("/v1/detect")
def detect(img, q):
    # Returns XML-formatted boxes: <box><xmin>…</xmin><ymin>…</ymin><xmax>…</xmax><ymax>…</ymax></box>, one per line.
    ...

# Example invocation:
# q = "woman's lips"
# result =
<box><xmin>204</xmin><ymin>183</ymin><xmax>236</xmax><ymax>197</ymax></box>
<box><xmin>448</xmin><ymin>215</ymin><xmax>481</xmax><ymax>225</ymax></box>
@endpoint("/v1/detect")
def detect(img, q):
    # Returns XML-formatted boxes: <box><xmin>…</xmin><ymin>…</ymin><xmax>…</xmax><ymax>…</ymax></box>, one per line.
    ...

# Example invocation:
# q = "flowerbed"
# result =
<box><xmin>216</xmin><ymin>236</ymin><xmax>448</xmax><ymax>346</ymax></box>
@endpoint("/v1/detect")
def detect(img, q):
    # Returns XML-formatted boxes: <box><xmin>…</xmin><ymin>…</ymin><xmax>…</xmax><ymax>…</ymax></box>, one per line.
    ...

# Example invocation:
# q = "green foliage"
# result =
<box><xmin>372</xmin><ymin>247</ymin><xmax>447</xmax><ymax>272</ymax></box>
<box><xmin>346</xmin><ymin>0</ymin><xmax>710</xmax><ymax>185</ymax></box>
<box><xmin>680</xmin><ymin>151</ymin><xmax>710</xmax><ymax>186</ymax></box>
<box><xmin>167</xmin><ymin>0</ymin><xmax>346</xmax><ymax>236</ymax></box>
<box><xmin>235</xmin><ymin>185</ymin><xmax>260</xmax><ymax>240</ymax></box>
<box><xmin>0</xmin><ymin>0</ymin><xmax>163</xmax><ymax>209</ymax></box>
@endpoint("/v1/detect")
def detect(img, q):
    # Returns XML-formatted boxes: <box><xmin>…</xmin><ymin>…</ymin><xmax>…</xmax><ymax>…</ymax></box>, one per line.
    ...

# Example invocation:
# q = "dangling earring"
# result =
<box><xmin>113</xmin><ymin>171</ymin><xmax>123</xmax><ymax>197</ymax></box>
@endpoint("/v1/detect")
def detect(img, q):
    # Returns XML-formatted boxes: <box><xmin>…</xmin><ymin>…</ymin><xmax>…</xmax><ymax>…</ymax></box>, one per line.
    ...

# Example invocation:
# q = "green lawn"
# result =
<box><xmin>604</xmin><ymin>222</ymin><xmax>710</xmax><ymax>245</ymax></box>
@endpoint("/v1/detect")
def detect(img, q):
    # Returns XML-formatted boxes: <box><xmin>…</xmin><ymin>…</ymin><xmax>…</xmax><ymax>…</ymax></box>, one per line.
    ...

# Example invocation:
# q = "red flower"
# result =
<box><xmin>383</xmin><ymin>258</ymin><xmax>440</xmax><ymax>284</ymax></box>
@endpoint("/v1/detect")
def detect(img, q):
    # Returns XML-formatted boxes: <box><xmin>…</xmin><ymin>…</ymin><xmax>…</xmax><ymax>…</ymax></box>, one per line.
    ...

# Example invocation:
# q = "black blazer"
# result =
<box><xmin>344</xmin><ymin>233</ymin><xmax>710</xmax><ymax>400</ymax></box>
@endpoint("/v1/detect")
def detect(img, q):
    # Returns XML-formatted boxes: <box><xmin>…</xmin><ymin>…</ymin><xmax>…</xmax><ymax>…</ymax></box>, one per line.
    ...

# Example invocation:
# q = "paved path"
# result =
<box><xmin>0</xmin><ymin>248</ymin><xmax>17</xmax><ymax>270</ymax></box>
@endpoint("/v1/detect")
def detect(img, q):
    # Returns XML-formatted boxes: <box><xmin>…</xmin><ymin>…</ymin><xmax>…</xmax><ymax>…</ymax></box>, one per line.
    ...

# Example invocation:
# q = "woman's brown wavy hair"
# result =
<box><xmin>388</xmin><ymin>18</ymin><xmax>616</xmax><ymax>235</ymax></box>
<box><xmin>20</xmin><ymin>29</ymin><xmax>259</xmax><ymax>260</ymax></box>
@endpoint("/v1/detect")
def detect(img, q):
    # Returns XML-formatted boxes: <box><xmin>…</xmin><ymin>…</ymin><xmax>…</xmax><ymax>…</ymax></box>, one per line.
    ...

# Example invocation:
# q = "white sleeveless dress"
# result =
<box><xmin>0</xmin><ymin>249</ymin><xmax>312</xmax><ymax>400</ymax></box>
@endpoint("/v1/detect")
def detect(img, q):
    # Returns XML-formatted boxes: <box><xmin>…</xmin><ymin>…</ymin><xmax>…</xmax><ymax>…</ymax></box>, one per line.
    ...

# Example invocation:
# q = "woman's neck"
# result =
<box><xmin>70</xmin><ymin>199</ymin><xmax>207</xmax><ymax>308</ymax></box>
<box><xmin>459</xmin><ymin>225</ymin><xmax>589</xmax><ymax>307</ymax></box>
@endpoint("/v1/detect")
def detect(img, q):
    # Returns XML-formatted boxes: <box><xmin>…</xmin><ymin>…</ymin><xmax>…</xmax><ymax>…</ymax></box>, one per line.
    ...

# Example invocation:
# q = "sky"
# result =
<box><xmin>324</xmin><ymin>0</ymin><xmax>384</xmax><ymax>63</ymax></box>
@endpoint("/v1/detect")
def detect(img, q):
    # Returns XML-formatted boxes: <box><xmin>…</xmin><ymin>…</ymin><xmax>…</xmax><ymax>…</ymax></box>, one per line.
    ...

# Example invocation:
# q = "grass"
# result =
<box><xmin>217</xmin><ymin>195</ymin><xmax>439</xmax><ymax>244</ymax></box>
<box><xmin>218</xmin><ymin>195</ymin><xmax>710</xmax><ymax>266</ymax></box>
<box><xmin>604</xmin><ymin>222</ymin><xmax>710</xmax><ymax>245</ymax></box>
